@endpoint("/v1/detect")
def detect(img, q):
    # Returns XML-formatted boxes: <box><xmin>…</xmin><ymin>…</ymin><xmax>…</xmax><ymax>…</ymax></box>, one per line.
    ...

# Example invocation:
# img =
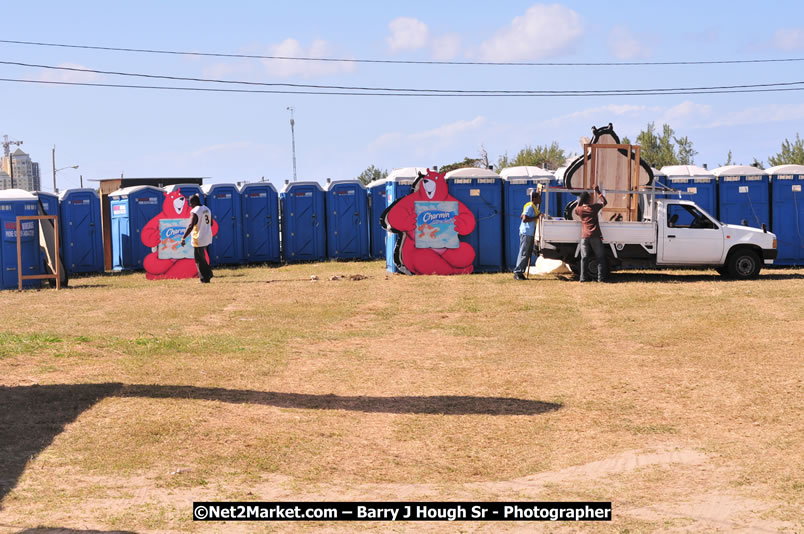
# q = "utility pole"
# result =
<box><xmin>8</xmin><ymin>152</ymin><xmax>14</xmax><ymax>189</ymax></box>
<box><xmin>52</xmin><ymin>146</ymin><xmax>57</xmax><ymax>192</ymax></box>
<box><xmin>287</xmin><ymin>106</ymin><xmax>297</xmax><ymax>182</ymax></box>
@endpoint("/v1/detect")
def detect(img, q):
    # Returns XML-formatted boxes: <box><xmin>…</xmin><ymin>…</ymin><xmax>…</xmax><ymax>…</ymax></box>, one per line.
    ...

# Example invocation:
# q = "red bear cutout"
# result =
<box><xmin>141</xmin><ymin>190</ymin><xmax>218</xmax><ymax>280</ymax></box>
<box><xmin>381</xmin><ymin>169</ymin><xmax>475</xmax><ymax>275</ymax></box>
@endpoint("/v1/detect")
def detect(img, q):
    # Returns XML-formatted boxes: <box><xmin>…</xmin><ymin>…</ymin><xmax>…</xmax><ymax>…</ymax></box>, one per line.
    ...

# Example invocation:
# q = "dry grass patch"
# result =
<box><xmin>0</xmin><ymin>261</ymin><xmax>802</xmax><ymax>532</ymax></box>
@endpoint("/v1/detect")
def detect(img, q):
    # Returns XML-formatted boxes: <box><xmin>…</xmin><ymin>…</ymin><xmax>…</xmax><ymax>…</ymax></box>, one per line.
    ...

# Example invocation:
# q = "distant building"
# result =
<box><xmin>0</xmin><ymin>169</ymin><xmax>10</xmax><ymax>189</ymax></box>
<box><xmin>1</xmin><ymin>148</ymin><xmax>39</xmax><ymax>191</ymax></box>
<box><xmin>32</xmin><ymin>162</ymin><xmax>40</xmax><ymax>191</ymax></box>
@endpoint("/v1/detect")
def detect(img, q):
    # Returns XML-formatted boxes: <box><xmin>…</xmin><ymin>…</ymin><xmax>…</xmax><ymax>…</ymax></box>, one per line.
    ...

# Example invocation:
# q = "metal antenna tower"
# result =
<box><xmin>3</xmin><ymin>134</ymin><xmax>23</xmax><ymax>157</ymax></box>
<box><xmin>287</xmin><ymin>107</ymin><xmax>297</xmax><ymax>182</ymax></box>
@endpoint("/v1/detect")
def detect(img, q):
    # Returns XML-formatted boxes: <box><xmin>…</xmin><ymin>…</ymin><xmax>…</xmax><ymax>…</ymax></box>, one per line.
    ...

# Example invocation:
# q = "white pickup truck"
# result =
<box><xmin>536</xmin><ymin>198</ymin><xmax>778</xmax><ymax>279</ymax></box>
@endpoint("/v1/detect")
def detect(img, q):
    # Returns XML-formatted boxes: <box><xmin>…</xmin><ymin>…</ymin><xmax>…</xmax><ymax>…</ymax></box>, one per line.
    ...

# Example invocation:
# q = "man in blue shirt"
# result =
<box><xmin>513</xmin><ymin>190</ymin><xmax>541</xmax><ymax>280</ymax></box>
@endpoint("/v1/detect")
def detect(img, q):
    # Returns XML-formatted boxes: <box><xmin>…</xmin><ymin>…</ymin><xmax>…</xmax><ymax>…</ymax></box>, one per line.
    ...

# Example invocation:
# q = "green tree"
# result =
<box><xmin>674</xmin><ymin>135</ymin><xmax>697</xmax><ymax>165</ymax></box>
<box><xmin>439</xmin><ymin>157</ymin><xmax>483</xmax><ymax>174</ymax></box>
<box><xmin>720</xmin><ymin>149</ymin><xmax>734</xmax><ymax>167</ymax></box>
<box><xmin>495</xmin><ymin>141</ymin><xmax>566</xmax><ymax>171</ymax></box>
<box><xmin>356</xmin><ymin>165</ymin><xmax>387</xmax><ymax>186</ymax></box>
<box><xmin>768</xmin><ymin>133</ymin><xmax>804</xmax><ymax>166</ymax></box>
<box><xmin>633</xmin><ymin>122</ymin><xmax>685</xmax><ymax>168</ymax></box>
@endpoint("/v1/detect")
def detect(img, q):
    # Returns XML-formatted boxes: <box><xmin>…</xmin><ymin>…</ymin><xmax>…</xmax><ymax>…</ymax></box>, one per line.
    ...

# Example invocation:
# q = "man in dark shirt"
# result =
<box><xmin>574</xmin><ymin>185</ymin><xmax>608</xmax><ymax>282</ymax></box>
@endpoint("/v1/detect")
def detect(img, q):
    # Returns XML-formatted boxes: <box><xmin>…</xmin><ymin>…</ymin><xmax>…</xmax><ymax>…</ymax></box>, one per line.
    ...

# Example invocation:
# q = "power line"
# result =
<box><xmin>3</xmin><ymin>60</ymin><xmax>804</xmax><ymax>95</ymax></box>
<box><xmin>3</xmin><ymin>77</ymin><xmax>804</xmax><ymax>97</ymax></box>
<box><xmin>1</xmin><ymin>38</ymin><xmax>804</xmax><ymax>67</ymax></box>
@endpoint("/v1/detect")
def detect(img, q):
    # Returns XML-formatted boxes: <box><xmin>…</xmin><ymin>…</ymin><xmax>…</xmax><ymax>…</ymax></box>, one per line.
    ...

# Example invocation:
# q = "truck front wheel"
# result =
<box><xmin>726</xmin><ymin>250</ymin><xmax>761</xmax><ymax>279</ymax></box>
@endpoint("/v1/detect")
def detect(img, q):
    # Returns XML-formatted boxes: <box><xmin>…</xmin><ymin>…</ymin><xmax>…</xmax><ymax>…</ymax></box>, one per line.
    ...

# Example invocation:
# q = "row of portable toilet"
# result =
<box><xmin>0</xmin><ymin>188</ymin><xmax>104</xmax><ymax>289</ymax></box>
<box><xmin>110</xmin><ymin>183</ymin><xmax>281</xmax><ymax>271</ymax></box>
<box><xmin>108</xmin><ymin>180</ymin><xmax>373</xmax><ymax>271</ymax></box>
<box><xmin>367</xmin><ymin>166</ymin><xmax>562</xmax><ymax>274</ymax></box>
<box><xmin>657</xmin><ymin>164</ymin><xmax>804</xmax><ymax>265</ymax></box>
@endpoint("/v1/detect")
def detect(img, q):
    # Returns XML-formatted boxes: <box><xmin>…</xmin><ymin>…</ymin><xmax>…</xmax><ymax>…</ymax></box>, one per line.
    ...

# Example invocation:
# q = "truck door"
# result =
<box><xmin>660</xmin><ymin>203</ymin><xmax>723</xmax><ymax>263</ymax></box>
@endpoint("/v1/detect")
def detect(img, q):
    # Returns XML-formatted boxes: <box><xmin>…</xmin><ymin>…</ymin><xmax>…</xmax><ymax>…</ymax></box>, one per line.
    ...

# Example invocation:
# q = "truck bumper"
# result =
<box><xmin>762</xmin><ymin>249</ymin><xmax>778</xmax><ymax>264</ymax></box>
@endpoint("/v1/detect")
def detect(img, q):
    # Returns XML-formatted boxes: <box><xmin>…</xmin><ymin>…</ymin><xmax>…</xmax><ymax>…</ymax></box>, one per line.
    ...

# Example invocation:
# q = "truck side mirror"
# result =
<box><xmin>741</xmin><ymin>219</ymin><xmax>748</xmax><ymax>226</ymax></box>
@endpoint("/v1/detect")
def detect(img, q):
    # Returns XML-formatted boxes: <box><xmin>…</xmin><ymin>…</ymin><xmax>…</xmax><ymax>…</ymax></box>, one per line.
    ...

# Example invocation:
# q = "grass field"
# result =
<box><xmin>0</xmin><ymin>260</ymin><xmax>802</xmax><ymax>533</ymax></box>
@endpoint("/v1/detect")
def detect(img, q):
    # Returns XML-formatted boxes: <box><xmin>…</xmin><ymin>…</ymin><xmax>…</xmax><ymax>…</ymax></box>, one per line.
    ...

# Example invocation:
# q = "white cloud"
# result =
<box><xmin>659</xmin><ymin>101</ymin><xmax>712</xmax><ymax>124</ymax></box>
<box><xmin>387</xmin><ymin>17</ymin><xmax>430</xmax><ymax>52</ymax></box>
<box><xmin>704</xmin><ymin>103</ymin><xmax>804</xmax><ymax>128</ymax></box>
<box><xmin>261</xmin><ymin>38</ymin><xmax>356</xmax><ymax>78</ymax></box>
<box><xmin>36</xmin><ymin>63</ymin><xmax>103</xmax><ymax>83</ymax></box>
<box><xmin>430</xmin><ymin>33</ymin><xmax>462</xmax><ymax>61</ymax></box>
<box><xmin>369</xmin><ymin>116</ymin><xmax>486</xmax><ymax>153</ymax></box>
<box><xmin>477</xmin><ymin>4</ymin><xmax>584</xmax><ymax>61</ymax></box>
<box><xmin>608</xmin><ymin>26</ymin><xmax>652</xmax><ymax>60</ymax></box>
<box><xmin>410</xmin><ymin>116</ymin><xmax>486</xmax><ymax>140</ymax></box>
<box><xmin>771</xmin><ymin>28</ymin><xmax>804</xmax><ymax>50</ymax></box>
<box><xmin>202</xmin><ymin>39</ymin><xmax>356</xmax><ymax>80</ymax></box>
<box><xmin>540</xmin><ymin>104</ymin><xmax>654</xmax><ymax>127</ymax></box>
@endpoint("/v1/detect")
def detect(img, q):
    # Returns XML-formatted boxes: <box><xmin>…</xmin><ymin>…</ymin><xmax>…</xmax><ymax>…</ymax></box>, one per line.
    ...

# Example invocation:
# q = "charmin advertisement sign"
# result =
<box><xmin>381</xmin><ymin>169</ymin><xmax>476</xmax><ymax>275</ymax></box>
<box><xmin>158</xmin><ymin>219</ymin><xmax>193</xmax><ymax>260</ymax></box>
<box><xmin>414</xmin><ymin>201</ymin><xmax>459</xmax><ymax>249</ymax></box>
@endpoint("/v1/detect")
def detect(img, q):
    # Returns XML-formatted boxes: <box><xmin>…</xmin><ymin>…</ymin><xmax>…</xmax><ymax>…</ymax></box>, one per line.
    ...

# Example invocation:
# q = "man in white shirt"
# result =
<box><xmin>180</xmin><ymin>195</ymin><xmax>214</xmax><ymax>283</ymax></box>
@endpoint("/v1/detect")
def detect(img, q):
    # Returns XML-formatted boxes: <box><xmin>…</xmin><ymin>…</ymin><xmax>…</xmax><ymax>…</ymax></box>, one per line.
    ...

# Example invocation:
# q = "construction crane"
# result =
<box><xmin>3</xmin><ymin>135</ymin><xmax>23</xmax><ymax>157</ymax></box>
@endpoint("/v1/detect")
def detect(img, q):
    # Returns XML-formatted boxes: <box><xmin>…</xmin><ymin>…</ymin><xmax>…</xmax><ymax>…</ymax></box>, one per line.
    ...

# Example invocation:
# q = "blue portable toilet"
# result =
<box><xmin>279</xmin><ymin>181</ymin><xmax>326</xmax><ymax>262</ymax></box>
<box><xmin>165</xmin><ymin>184</ymin><xmax>204</xmax><ymax>205</ymax></box>
<box><xmin>240</xmin><ymin>182</ymin><xmax>280</xmax><ymax>263</ymax></box>
<box><xmin>384</xmin><ymin>167</ymin><xmax>424</xmax><ymax>273</ymax></box>
<box><xmin>0</xmin><ymin>189</ymin><xmax>42</xmax><ymax>289</ymax></box>
<box><xmin>445</xmin><ymin>167</ymin><xmax>504</xmax><ymax>273</ymax></box>
<box><xmin>661</xmin><ymin>165</ymin><xmax>718</xmax><ymax>218</ymax></box>
<box><xmin>767</xmin><ymin>164</ymin><xmax>804</xmax><ymax>265</ymax></box>
<box><xmin>59</xmin><ymin>189</ymin><xmax>104</xmax><ymax>274</ymax></box>
<box><xmin>367</xmin><ymin>178</ymin><xmax>387</xmax><ymax>259</ymax></box>
<box><xmin>325</xmin><ymin>179</ymin><xmax>370</xmax><ymax>260</ymax></box>
<box><xmin>499</xmin><ymin>166</ymin><xmax>554</xmax><ymax>271</ymax></box>
<box><xmin>713</xmin><ymin>165</ymin><xmax>770</xmax><ymax>229</ymax></box>
<box><xmin>201</xmin><ymin>183</ymin><xmax>243</xmax><ymax>266</ymax></box>
<box><xmin>109</xmin><ymin>186</ymin><xmax>164</xmax><ymax>270</ymax></box>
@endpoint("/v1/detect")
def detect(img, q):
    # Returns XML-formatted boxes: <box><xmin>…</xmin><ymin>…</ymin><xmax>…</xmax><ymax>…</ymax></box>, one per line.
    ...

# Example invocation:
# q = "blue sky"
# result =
<box><xmin>3</xmin><ymin>1</ymin><xmax>804</xmax><ymax>191</ymax></box>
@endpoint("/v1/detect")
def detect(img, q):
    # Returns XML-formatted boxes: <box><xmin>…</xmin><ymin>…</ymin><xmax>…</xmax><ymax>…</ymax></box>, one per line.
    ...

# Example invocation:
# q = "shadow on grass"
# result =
<box><xmin>16</xmin><ymin>529</ymin><xmax>137</xmax><ymax>533</ymax></box>
<box><xmin>118</xmin><ymin>384</ymin><xmax>559</xmax><ymax>416</ymax></box>
<box><xmin>0</xmin><ymin>383</ymin><xmax>561</xmax><ymax>507</ymax></box>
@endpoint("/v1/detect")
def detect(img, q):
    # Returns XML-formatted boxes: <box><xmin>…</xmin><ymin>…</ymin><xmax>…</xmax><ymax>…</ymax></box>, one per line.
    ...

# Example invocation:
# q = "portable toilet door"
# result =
<box><xmin>445</xmin><ymin>167</ymin><xmax>504</xmax><ymax>273</ymax></box>
<box><xmin>59</xmin><ymin>189</ymin><xmax>104</xmax><ymax>274</ymax></box>
<box><xmin>768</xmin><ymin>164</ymin><xmax>804</xmax><ymax>265</ymax></box>
<box><xmin>384</xmin><ymin>167</ymin><xmax>423</xmax><ymax>272</ymax></box>
<box><xmin>280</xmin><ymin>181</ymin><xmax>326</xmax><ymax>262</ymax></box>
<box><xmin>367</xmin><ymin>178</ymin><xmax>387</xmax><ymax>259</ymax></box>
<box><xmin>661</xmin><ymin>165</ymin><xmax>718</xmax><ymax>218</ymax></box>
<box><xmin>34</xmin><ymin>191</ymin><xmax>59</xmax><ymax>216</ymax></box>
<box><xmin>500</xmin><ymin>166</ymin><xmax>554</xmax><ymax>271</ymax></box>
<box><xmin>0</xmin><ymin>189</ymin><xmax>42</xmax><ymax>289</ymax></box>
<box><xmin>201</xmin><ymin>183</ymin><xmax>243</xmax><ymax>266</ymax></box>
<box><xmin>713</xmin><ymin>165</ymin><xmax>770</xmax><ymax>229</ymax></box>
<box><xmin>109</xmin><ymin>186</ymin><xmax>164</xmax><ymax>270</ymax></box>
<box><xmin>325</xmin><ymin>179</ymin><xmax>369</xmax><ymax>260</ymax></box>
<box><xmin>240</xmin><ymin>182</ymin><xmax>280</xmax><ymax>263</ymax></box>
